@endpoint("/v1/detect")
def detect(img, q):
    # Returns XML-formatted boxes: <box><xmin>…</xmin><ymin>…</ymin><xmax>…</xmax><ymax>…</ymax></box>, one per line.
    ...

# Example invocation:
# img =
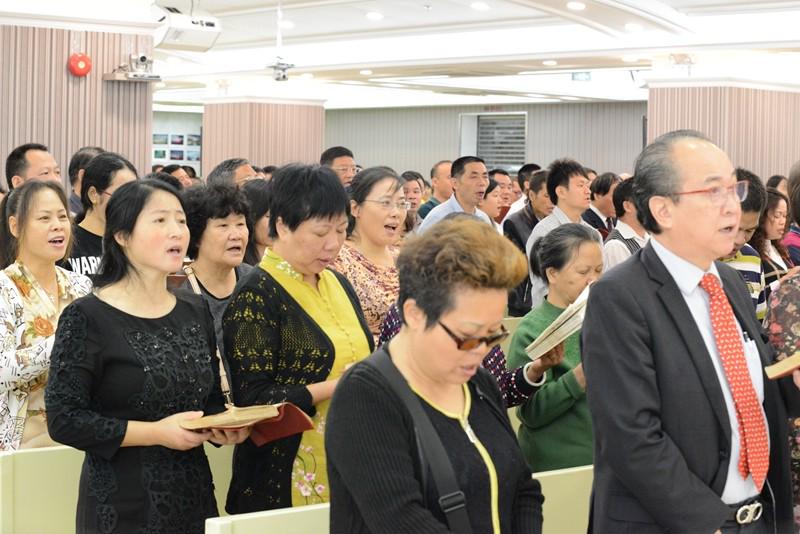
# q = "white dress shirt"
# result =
<box><xmin>503</xmin><ymin>195</ymin><xmax>527</xmax><ymax>224</ymax></box>
<box><xmin>417</xmin><ymin>194</ymin><xmax>493</xmax><ymax>234</ymax></box>
<box><xmin>651</xmin><ymin>238</ymin><xmax>767</xmax><ymax>504</ymax></box>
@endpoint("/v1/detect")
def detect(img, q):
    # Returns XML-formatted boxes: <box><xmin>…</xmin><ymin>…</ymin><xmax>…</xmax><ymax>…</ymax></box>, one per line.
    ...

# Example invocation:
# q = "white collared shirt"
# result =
<box><xmin>603</xmin><ymin>221</ymin><xmax>649</xmax><ymax>271</ymax></box>
<box><xmin>503</xmin><ymin>195</ymin><xmax>527</xmax><ymax>223</ymax></box>
<box><xmin>589</xmin><ymin>203</ymin><xmax>607</xmax><ymax>227</ymax></box>
<box><xmin>417</xmin><ymin>194</ymin><xmax>493</xmax><ymax>234</ymax></box>
<box><xmin>650</xmin><ymin>238</ymin><xmax>767</xmax><ymax>504</ymax></box>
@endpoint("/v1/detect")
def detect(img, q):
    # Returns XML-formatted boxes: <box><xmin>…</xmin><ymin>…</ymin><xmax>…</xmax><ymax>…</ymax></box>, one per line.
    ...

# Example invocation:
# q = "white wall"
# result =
<box><xmin>153</xmin><ymin>111</ymin><xmax>203</xmax><ymax>175</ymax></box>
<box><xmin>325</xmin><ymin>101</ymin><xmax>647</xmax><ymax>177</ymax></box>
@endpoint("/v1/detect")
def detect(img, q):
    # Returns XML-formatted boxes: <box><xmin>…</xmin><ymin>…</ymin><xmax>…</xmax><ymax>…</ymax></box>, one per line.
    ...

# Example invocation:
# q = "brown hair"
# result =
<box><xmin>0</xmin><ymin>180</ymin><xmax>72</xmax><ymax>268</ymax></box>
<box><xmin>397</xmin><ymin>216</ymin><xmax>527</xmax><ymax>328</ymax></box>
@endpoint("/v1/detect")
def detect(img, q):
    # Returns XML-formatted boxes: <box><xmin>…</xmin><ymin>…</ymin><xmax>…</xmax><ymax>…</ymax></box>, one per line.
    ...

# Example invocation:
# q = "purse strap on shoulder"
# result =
<box><xmin>365</xmin><ymin>347</ymin><xmax>472</xmax><ymax>534</ymax></box>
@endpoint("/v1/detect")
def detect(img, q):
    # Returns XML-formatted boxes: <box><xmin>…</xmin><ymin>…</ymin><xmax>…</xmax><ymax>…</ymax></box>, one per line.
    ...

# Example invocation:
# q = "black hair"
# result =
<box><xmin>736</xmin><ymin>168</ymin><xmax>767</xmax><ymax>215</ymax></box>
<box><xmin>767</xmin><ymin>175</ymin><xmax>787</xmax><ymax>190</ymax></box>
<box><xmin>632</xmin><ymin>129</ymin><xmax>711</xmax><ymax>234</ymax></box>
<box><xmin>94</xmin><ymin>179</ymin><xmax>184</xmax><ymax>288</ymax></box>
<box><xmin>485</xmin><ymin>177</ymin><xmax>499</xmax><ymax>197</ymax></box>
<box><xmin>347</xmin><ymin>166</ymin><xmax>401</xmax><ymax>236</ymax></box>
<box><xmin>320</xmin><ymin>146</ymin><xmax>354</xmax><ymax>166</ymax></box>
<box><xmin>79</xmin><ymin>152</ymin><xmax>138</xmax><ymax>218</ymax></box>
<box><xmin>589</xmin><ymin>172</ymin><xmax>622</xmax><ymax>200</ymax></box>
<box><xmin>451</xmin><ymin>156</ymin><xmax>485</xmax><ymax>180</ymax></box>
<box><xmin>263</xmin><ymin>165</ymin><xmax>277</xmax><ymax>174</ymax></box>
<box><xmin>182</xmin><ymin>165</ymin><xmax>197</xmax><ymax>179</ymax></box>
<box><xmin>517</xmin><ymin>163</ymin><xmax>542</xmax><ymax>189</ymax></box>
<box><xmin>529</xmin><ymin>223</ymin><xmax>598</xmax><ymax>283</ymax></box>
<box><xmin>488</xmin><ymin>169</ymin><xmax>510</xmax><ymax>179</ymax></box>
<box><xmin>241</xmin><ymin>179</ymin><xmax>273</xmax><ymax>265</ymax></box>
<box><xmin>67</xmin><ymin>146</ymin><xmax>104</xmax><ymax>187</ymax></box>
<box><xmin>546</xmin><ymin>158</ymin><xmax>587</xmax><ymax>205</ymax></box>
<box><xmin>183</xmin><ymin>183</ymin><xmax>251</xmax><ymax>259</ymax></box>
<box><xmin>268</xmin><ymin>164</ymin><xmax>349</xmax><ymax>239</ymax></box>
<box><xmin>151</xmin><ymin>164</ymin><xmax>164</xmax><ymax>173</ymax></box>
<box><xmin>401</xmin><ymin>170</ymin><xmax>423</xmax><ymax>183</ymax></box>
<box><xmin>0</xmin><ymin>181</ymin><xmax>71</xmax><ymax>268</ymax></box>
<box><xmin>145</xmin><ymin>171</ymin><xmax>182</xmax><ymax>191</ymax></box>
<box><xmin>750</xmin><ymin>187</ymin><xmax>790</xmax><ymax>265</ymax></box>
<box><xmin>5</xmin><ymin>143</ymin><xmax>49</xmax><ymax>190</ymax></box>
<box><xmin>612</xmin><ymin>178</ymin><xmax>635</xmax><ymax>218</ymax></box>
<box><xmin>584</xmin><ymin>167</ymin><xmax>597</xmax><ymax>177</ymax></box>
<box><xmin>529</xmin><ymin>169</ymin><xmax>548</xmax><ymax>194</ymax></box>
<box><xmin>161</xmin><ymin>164</ymin><xmax>184</xmax><ymax>176</ymax></box>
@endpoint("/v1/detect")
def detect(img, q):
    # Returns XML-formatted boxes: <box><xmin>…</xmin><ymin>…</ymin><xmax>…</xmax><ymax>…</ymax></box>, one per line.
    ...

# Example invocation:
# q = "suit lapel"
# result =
<box><xmin>642</xmin><ymin>246</ymin><xmax>731</xmax><ymax>437</ymax></box>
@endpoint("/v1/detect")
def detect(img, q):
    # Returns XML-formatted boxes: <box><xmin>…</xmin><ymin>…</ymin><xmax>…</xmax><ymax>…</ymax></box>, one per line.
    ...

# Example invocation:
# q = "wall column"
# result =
<box><xmin>201</xmin><ymin>98</ymin><xmax>325</xmax><ymax>173</ymax></box>
<box><xmin>647</xmin><ymin>81</ymin><xmax>800</xmax><ymax>178</ymax></box>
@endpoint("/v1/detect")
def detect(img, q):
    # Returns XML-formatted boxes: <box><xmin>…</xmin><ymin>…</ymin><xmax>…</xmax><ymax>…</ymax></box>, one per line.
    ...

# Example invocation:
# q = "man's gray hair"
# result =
<box><xmin>632</xmin><ymin>129</ymin><xmax>712</xmax><ymax>235</ymax></box>
<box><xmin>206</xmin><ymin>158</ymin><xmax>250</xmax><ymax>186</ymax></box>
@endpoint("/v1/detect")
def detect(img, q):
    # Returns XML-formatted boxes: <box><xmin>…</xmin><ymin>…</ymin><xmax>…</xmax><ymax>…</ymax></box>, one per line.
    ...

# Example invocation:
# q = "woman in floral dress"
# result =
<box><xmin>0</xmin><ymin>180</ymin><xmax>92</xmax><ymax>450</ymax></box>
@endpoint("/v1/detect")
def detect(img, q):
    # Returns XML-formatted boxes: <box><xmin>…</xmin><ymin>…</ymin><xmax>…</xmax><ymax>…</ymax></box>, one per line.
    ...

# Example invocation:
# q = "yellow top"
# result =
<box><xmin>261</xmin><ymin>248</ymin><xmax>372</xmax><ymax>505</ymax></box>
<box><xmin>411</xmin><ymin>382</ymin><xmax>502</xmax><ymax>534</ymax></box>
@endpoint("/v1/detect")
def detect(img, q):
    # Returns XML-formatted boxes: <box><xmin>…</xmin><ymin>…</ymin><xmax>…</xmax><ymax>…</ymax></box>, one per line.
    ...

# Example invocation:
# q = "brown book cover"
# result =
<box><xmin>765</xmin><ymin>353</ymin><xmax>800</xmax><ymax>380</ymax></box>
<box><xmin>180</xmin><ymin>403</ymin><xmax>313</xmax><ymax>446</ymax></box>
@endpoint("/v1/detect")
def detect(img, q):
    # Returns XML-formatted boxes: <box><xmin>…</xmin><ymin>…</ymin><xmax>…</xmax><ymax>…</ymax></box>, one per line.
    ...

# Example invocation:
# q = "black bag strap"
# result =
<box><xmin>366</xmin><ymin>347</ymin><xmax>473</xmax><ymax>534</ymax></box>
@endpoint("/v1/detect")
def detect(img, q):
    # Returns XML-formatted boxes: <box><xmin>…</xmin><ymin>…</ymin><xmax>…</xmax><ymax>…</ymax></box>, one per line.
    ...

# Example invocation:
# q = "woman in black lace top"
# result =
<box><xmin>45</xmin><ymin>180</ymin><xmax>249</xmax><ymax>534</ymax></box>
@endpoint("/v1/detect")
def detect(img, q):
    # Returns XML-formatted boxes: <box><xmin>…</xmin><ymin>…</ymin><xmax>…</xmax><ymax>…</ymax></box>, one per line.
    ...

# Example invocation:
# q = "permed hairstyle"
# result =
<box><xmin>94</xmin><ymin>179</ymin><xmax>185</xmax><ymax>288</ymax></box>
<box><xmin>0</xmin><ymin>181</ymin><xmax>72</xmax><ymax>268</ymax></box>
<box><xmin>183</xmin><ymin>183</ymin><xmax>251</xmax><ymax>259</ymax></box>
<box><xmin>268</xmin><ymin>164</ymin><xmax>349</xmax><ymax>239</ymax></box>
<box><xmin>396</xmin><ymin>217</ymin><xmax>527</xmax><ymax>328</ymax></box>
<box><xmin>529</xmin><ymin>223</ymin><xmax>599</xmax><ymax>283</ymax></box>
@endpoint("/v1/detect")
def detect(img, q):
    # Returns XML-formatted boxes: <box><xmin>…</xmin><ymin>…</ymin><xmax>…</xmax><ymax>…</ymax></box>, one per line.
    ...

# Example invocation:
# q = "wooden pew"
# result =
<box><xmin>205</xmin><ymin>503</ymin><xmax>330</xmax><ymax>534</ymax></box>
<box><xmin>536</xmin><ymin>465</ymin><xmax>593</xmax><ymax>534</ymax></box>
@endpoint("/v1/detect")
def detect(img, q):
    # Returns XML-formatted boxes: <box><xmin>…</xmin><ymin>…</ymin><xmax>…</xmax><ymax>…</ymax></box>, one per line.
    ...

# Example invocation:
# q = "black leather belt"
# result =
<box><xmin>726</xmin><ymin>496</ymin><xmax>764</xmax><ymax>525</ymax></box>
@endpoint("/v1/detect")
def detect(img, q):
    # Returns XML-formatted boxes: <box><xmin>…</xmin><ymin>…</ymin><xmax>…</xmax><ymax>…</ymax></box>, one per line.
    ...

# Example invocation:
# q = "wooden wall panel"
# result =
<box><xmin>325</xmin><ymin>101</ymin><xmax>648</xmax><ymax>176</ymax></box>
<box><xmin>0</xmin><ymin>26</ymin><xmax>153</xmax><ymax>188</ymax></box>
<box><xmin>648</xmin><ymin>86</ymin><xmax>800</xmax><ymax>178</ymax></box>
<box><xmin>201</xmin><ymin>101</ymin><xmax>325</xmax><ymax>172</ymax></box>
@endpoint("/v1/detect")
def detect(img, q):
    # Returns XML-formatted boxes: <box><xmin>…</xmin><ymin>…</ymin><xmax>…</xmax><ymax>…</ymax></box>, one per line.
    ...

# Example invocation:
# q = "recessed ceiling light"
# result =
<box><xmin>300</xmin><ymin>73</ymin><xmax>314</xmax><ymax>79</ymax></box>
<box><xmin>625</xmin><ymin>22</ymin><xmax>643</xmax><ymax>32</ymax></box>
<box><xmin>366</xmin><ymin>11</ymin><xmax>384</xmax><ymax>20</ymax></box>
<box><xmin>360</xmin><ymin>69</ymin><xmax>373</xmax><ymax>75</ymax></box>
<box><xmin>542</xmin><ymin>60</ymin><xmax>558</xmax><ymax>66</ymax></box>
<box><xmin>279</xmin><ymin>20</ymin><xmax>295</xmax><ymax>29</ymax></box>
<box><xmin>471</xmin><ymin>2</ymin><xmax>491</xmax><ymax>11</ymax></box>
<box><xmin>566</xmin><ymin>1</ymin><xmax>586</xmax><ymax>11</ymax></box>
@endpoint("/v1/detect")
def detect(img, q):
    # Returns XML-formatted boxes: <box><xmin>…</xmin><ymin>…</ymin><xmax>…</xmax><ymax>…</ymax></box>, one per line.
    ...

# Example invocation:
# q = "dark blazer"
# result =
<box><xmin>581</xmin><ymin>208</ymin><xmax>611</xmax><ymax>241</ymax></box>
<box><xmin>582</xmin><ymin>243</ymin><xmax>800</xmax><ymax>534</ymax></box>
<box><xmin>504</xmin><ymin>204</ymin><xmax>539</xmax><ymax>316</ymax></box>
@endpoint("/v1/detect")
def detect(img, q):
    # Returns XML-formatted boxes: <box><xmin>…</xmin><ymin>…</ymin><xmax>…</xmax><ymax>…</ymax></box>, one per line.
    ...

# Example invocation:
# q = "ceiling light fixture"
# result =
<box><xmin>366</xmin><ymin>11</ymin><xmax>384</xmax><ymax>20</ymax></box>
<box><xmin>360</xmin><ymin>69</ymin><xmax>373</xmax><ymax>75</ymax></box>
<box><xmin>279</xmin><ymin>20</ymin><xmax>295</xmax><ymax>29</ymax></box>
<box><xmin>625</xmin><ymin>22</ymin><xmax>643</xmax><ymax>32</ymax></box>
<box><xmin>470</xmin><ymin>2</ymin><xmax>491</xmax><ymax>11</ymax></box>
<box><xmin>566</xmin><ymin>1</ymin><xmax>586</xmax><ymax>11</ymax></box>
<box><xmin>542</xmin><ymin>60</ymin><xmax>558</xmax><ymax>66</ymax></box>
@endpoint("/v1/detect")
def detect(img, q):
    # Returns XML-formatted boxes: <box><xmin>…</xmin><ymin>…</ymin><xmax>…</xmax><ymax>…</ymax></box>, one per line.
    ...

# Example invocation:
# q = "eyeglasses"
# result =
<box><xmin>438</xmin><ymin>321</ymin><xmax>509</xmax><ymax>351</ymax></box>
<box><xmin>332</xmin><ymin>166</ymin><xmax>358</xmax><ymax>174</ymax></box>
<box><xmin>363</xmin><ymin>199</ymin><xmax>411</xmax><ymax>211</ymax></box>
<box><xmin>675</xmin><ymin>180</ymin><xmax>748</xmax><ymax>206</ymax></box>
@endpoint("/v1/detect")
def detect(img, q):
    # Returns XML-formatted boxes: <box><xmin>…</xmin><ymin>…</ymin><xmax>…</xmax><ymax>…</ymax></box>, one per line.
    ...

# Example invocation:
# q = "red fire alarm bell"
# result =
<box><xmin>68</xmin><ymin>53</ymin><xmax>92</xmax><ymax>77</ymax></box>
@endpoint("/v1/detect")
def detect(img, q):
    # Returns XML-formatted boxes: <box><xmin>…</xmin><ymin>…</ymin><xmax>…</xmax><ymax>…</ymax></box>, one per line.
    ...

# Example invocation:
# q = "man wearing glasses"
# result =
<box><xmin>320</xmin><ymin>146</ymin><xmax>357</xmax><ymax>188</ymax></box>
<box><xmin>5</xmin><ymin>143</ymin><xmax>61</xmax><ymax>191</ymax></box>
<box><xmin>582</xmin><ymin>130</ymin><xmax>800</xmax><ymax>534</ymax></box>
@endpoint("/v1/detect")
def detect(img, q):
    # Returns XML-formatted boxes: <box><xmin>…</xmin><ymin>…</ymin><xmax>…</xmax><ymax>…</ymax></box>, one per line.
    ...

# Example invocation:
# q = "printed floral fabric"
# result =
<box><xmin>0</xmin><ymin>261</ymin><xmax>92</xmax><ymax>451</ymax></box>
<box><xmin>332</xmin><ymin>242</ymin><xmax>399</xmax><ymax>345</ymax></box>
<box><xmin>767</xmin><ymin>274</ymin><xmax>800</xmax><ymax>531</ymax></box>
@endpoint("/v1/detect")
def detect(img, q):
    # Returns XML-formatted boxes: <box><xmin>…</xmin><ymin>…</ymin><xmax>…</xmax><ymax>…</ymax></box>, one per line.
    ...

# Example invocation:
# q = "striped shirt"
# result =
<box><xmin>720</xmin><ymin>243</ymin><xmax>767</xmax><ymax>322</ymax></box>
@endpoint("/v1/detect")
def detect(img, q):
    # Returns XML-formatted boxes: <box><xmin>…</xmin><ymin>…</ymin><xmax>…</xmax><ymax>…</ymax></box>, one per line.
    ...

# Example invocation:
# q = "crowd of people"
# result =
<box><xmin>2</xmin><ymin>132</ymin><xmax>800</xmax><ymax>533</ymax></box>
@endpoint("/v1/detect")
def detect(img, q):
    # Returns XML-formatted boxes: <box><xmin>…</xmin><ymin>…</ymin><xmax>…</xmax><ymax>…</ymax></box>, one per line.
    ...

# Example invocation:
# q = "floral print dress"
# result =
<box><xmin>0</xmin><ymin>261</ymin><xmax>92</xmax><ymax>451</ymax></box>
<box><xmin>768</xmin><ymin>275</ymin><xmax>800</xmax><ymax>531</ymax></box>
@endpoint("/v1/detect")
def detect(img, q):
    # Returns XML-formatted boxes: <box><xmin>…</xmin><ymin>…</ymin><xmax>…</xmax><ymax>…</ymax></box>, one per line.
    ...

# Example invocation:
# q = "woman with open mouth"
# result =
<box><xmin>333</xmin><ymin>166</ymin><xmax>409</xmax><ymax>344</ymax></box>
<box><xmin>0</xmin><ymin>180</ymin><xmax>92</xmax><ymax>451</ymax></box>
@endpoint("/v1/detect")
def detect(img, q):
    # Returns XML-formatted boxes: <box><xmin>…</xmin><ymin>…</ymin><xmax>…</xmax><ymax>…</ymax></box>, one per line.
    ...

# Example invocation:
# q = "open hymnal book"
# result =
<box><xmin>524</xmin><ymin>284</ymin><xmax>591</xmax><ymax>361</ymax></box>
<box><xmin>180</xmin><ymin>402</ymin><xmax>313</xmax><ymax>447</ymax></box>
<box><xmin>765</xmin><ymin>353</ymin><xmax>800</xmax><ymax>380</ymax></box>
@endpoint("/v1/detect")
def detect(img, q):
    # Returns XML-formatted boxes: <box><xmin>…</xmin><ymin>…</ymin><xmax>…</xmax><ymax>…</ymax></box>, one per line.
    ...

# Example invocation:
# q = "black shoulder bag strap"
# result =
<box><xmin>366</xmin><ymin>347</ymin><xmax>473</xmax><ymax>534</ymax></box>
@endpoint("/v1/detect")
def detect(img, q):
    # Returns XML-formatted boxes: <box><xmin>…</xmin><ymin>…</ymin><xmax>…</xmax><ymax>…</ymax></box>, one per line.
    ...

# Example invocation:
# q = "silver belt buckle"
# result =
<box><xmin>735</xmin><ymin>502</ymin><xmax>763</xmax><ymax>525</ymax></box>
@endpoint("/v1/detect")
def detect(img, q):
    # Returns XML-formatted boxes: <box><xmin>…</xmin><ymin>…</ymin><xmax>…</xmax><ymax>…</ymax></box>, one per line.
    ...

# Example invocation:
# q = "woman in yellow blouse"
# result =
<box><xmin>223</xmin><ymin>164</ymin><xmax>374</xmax><ymax>513</ymax></box>
<box><xmin>0</xmin><ymin>181</ymin><xmax>92</xmax><ymax>450</ymax></box>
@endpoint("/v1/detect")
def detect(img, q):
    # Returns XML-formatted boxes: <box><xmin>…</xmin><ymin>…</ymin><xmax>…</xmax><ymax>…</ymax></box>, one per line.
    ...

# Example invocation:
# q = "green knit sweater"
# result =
<box><xmin>507</xmin><ymin>299</ymin><xmax>593</xmax><ymax>472</ymax></box>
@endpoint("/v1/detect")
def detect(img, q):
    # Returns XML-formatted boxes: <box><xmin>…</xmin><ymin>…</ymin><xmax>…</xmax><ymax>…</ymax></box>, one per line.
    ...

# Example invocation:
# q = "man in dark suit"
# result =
<box><xmin>582</xmin><ymin>130</ymin><xmax>800</xmax><ymax>534</ymax></box>
<box><xmin>581</xmin><ymin>172</ymin><xmax>621</xmax><ymax>240</ymax></box>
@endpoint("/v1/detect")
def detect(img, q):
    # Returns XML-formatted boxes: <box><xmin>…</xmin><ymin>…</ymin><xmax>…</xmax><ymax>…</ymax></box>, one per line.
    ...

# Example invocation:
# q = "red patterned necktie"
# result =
<box><xmin>699</xmin><ymin>273</ymin><xmax>769</xmax><ymax>489</ymax></box>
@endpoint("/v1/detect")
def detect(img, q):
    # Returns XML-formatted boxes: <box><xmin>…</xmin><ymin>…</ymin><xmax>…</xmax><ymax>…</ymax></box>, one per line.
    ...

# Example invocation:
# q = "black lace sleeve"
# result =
<box><xmin>222</xmin><ymin>280</ymin><xmax>313</xmax><ymax>411</ymax></box>
<box><xmin>45</xmin><ymin>303</ymin><xmax>127</xmax><ymax>460</ymax></box>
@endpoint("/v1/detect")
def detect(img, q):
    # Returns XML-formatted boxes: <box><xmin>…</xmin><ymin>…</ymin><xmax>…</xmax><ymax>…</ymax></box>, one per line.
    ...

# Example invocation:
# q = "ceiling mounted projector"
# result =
<box><xmin>153</xmin><ymin>4</ymin><xmax>221</xmax><ymax>52</ymax></box>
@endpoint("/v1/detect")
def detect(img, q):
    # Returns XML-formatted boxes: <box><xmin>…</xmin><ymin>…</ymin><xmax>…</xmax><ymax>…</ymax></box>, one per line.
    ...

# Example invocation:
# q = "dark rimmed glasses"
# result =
<box><xmin>438</xmin><ymin>321</ymin><xmax>509</xmax><ymax>351</ymax></box>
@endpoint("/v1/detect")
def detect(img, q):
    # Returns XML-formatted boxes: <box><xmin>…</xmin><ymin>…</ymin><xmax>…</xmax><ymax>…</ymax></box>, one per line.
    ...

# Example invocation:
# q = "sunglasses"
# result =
<box><xmin>438</xmin><ymin>321</ymin><xmax>509</xmax><ymax>351</ymax></box>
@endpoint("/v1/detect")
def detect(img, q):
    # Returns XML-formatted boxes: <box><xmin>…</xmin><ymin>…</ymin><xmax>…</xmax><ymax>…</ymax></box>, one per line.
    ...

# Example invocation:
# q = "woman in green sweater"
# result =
<box><xmin>508</xmin><ymin>223</ymin><xmax>603</xmax><ymax>472</ymax></box>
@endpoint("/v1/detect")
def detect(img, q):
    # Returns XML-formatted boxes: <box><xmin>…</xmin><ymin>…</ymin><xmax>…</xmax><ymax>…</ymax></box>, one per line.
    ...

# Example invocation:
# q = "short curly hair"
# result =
<box><xmin>183</xmin><ymin>183</ymin><xmax>251</xmax><ymax>259</ymax></box>
<box><xmin>397</xmin><ymin>217</ymin><xmax>527</xmax><ymax>328</ymax></box>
